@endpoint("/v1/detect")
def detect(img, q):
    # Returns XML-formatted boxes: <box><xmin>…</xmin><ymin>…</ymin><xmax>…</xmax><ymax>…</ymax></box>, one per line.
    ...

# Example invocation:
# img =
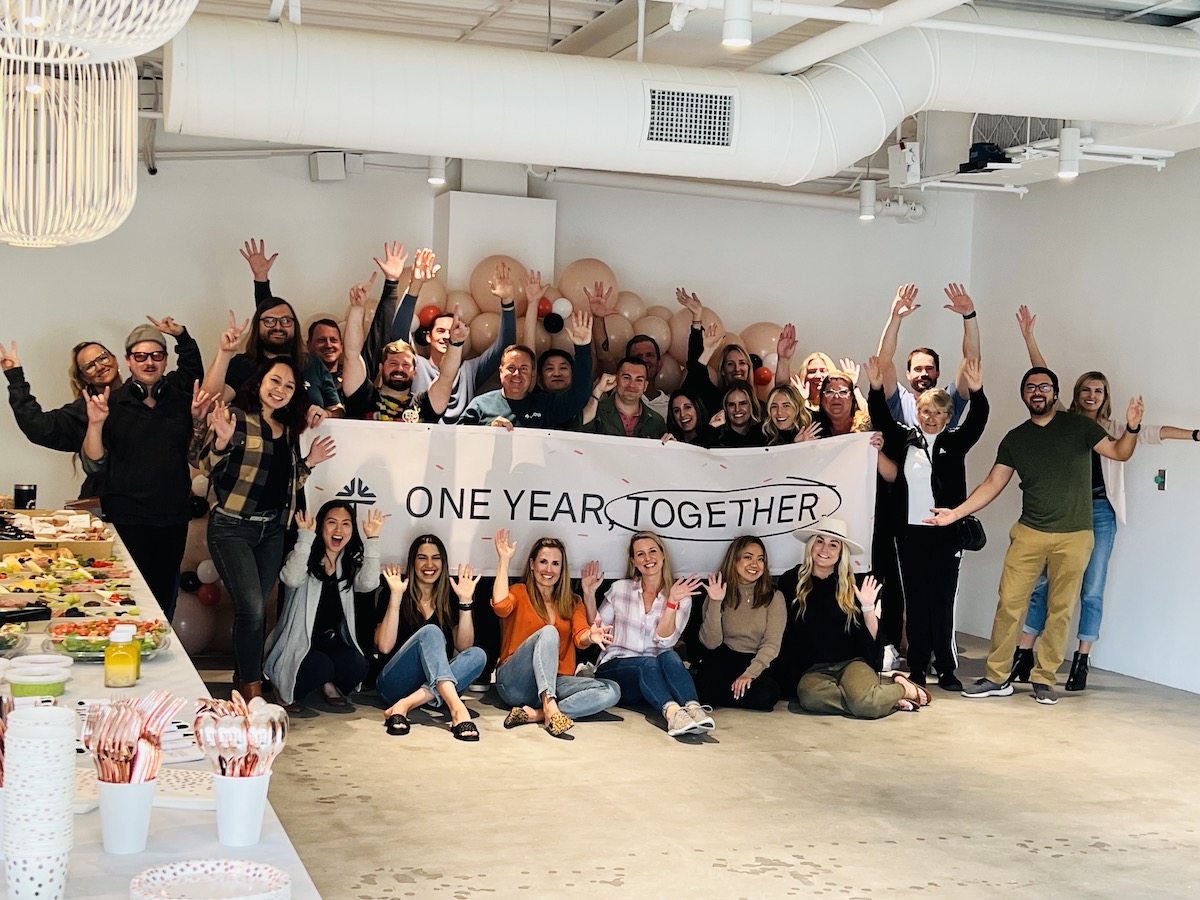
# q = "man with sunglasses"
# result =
<box><xmin>79</xmin><ymin>318</ymin><xmax>203</xmax><ymax>621</ymax></box>
<box><xmin>925</xmin><ymin>366</ymin><xmax>1143</xmax><ymax>705</ymax></box>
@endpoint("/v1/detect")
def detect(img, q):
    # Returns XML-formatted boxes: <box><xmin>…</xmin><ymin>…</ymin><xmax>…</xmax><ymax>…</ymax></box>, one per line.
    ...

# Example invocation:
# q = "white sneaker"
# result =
<box><xmin>574</xmin><ymin>662</ymin><xmax>596</xmax><ymax>678</ymax></box>
<box><xmin>685</xmin><ymin>702</ymin><xmax>715</xmax><ymax>731</ymax></box>
<box><xmin>666</xmin><ymin>706</ymin><xmax>702</xmax><ymax>737</ymax></box>
<box><xmin>882</xmin><ymin>644</ymin><xmax>901</xmax><ymax>674</ymax></box>
<box><xmin>466</xmin><ymin>677</ymin><xmax>491</xmax><ymax>693</ymax></box>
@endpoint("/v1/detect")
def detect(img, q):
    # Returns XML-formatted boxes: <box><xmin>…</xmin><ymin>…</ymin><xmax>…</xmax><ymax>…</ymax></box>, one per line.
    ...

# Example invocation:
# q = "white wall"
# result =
<box><xmin>970</xmin><ymin>155</ymin><xmax>1200</xmax><ymax>693</ymax></box>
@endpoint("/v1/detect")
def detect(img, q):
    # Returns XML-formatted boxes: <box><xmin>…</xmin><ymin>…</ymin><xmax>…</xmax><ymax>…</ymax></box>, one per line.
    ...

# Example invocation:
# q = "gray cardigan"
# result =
<box><xmin>263</xmin><ymin>529</ymin><xmax>381</xmax><ymax>703</ymax></box>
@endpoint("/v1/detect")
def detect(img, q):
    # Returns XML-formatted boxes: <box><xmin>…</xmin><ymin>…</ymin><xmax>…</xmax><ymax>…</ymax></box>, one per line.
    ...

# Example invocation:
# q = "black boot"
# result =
<box><xmin>1010</xmin><ymin>648</ymin><xmax>1034</xmax><ymax>684</ymax></box>
<box><xmin>1065</xmin><ymin>652</ymin><xmax>1089</xmax><ymax>692</ymax></box>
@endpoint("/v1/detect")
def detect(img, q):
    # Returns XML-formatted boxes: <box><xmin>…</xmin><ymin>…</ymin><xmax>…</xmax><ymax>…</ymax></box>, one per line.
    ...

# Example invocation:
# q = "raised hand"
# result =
<box><xmin>838</xmin><ymin>357</ymin><xmax>860</xmax><ymax>384</ymax></box>
<box><xmin>943</xmin><ymin>283</ymin><xmax>975</xmax><ymax>316</ymax></box>
<box><xmin>1015</xmin><ymin>304</ymin><xmax>1036</xmax><ymax>341</ymax></box>
<box><xmin>382</xmin><ymin>563</ymin><xmax>408</xmax><ymax>594</ymax></box>
<box><xmin>451</xmin><ymin>563</ymin><xmax>480</xmax><ymax>600</ymax></box>
<box><xmin>963</xmin><ymin>358</ymin><xmax>983</xmax><ymax>392</ymax></box>
<box><xmin>794</xmin><ymin>421</ymin><xmax>822</xmax><ymax>442</ymax></box>
<box><xmin>588</xmin><ymin>617</ymin><xmax>614</xmax><ymax>649</ymax></box>
<box><xmin>488</xmin><ymin>263</ymin><xmax>514</xmax><ymax>301</ymax></box>
<box><xmin>1126</xmin><ymin>395</ymin><xmax>1145</xmax><ymax>430</ymax></box>
<box><xmin>705</xmin><ymin>571</ymin><xmax>726</xmax><ymax>603</ymax></box>
<box><xmin>864</xmin><ymin>355</ymin><xmax>883</xmax><ymax>388</ymax></box>
<box><xmin>305</xmin><ymin>434</ymin><xmax>336</xmax><ymax>467</ymax></box>
<box><xmin>294</xmin><ymin>510</ymin><xmax>316</xmax><ymax>532</ymax></box>
<box><xmin>891</xmin><ymin>283</ymin><xmax>920</xmax><ymax>318</ymax></box>
<box><xmin>239</xmin><ymin>239</ymin><xmax>277</xmax><ymax>280</ymax></box>
<box><xmin>494</xmin><ymin>528</ymin><xmax>517</xmax><ymax>562</ymax></box>
<box><xmin>668</xmin><ymin>575</ymin><xmax>703</xmax><ymax>605</ymax></box>
<box><xmin>412</xmin><ymin>248</ymin><xmax>440</xmax><ymax>282</ymax></box>
<box><xmin>522</xmin><ymin>270</ymin><xmax>548</xmax><ymax>305</ymax></box>
<box><xmin>372</xmin><ymin>241</ymin><xmax>408</xmax><ymax>281</ymax></box>
<box><xmin>592</xmin><ymin>373</ymin><xmax>616</xmax><ymax>397</ymax></box>
<box><xmin>565</xmin><ymin>309</ymin><xmax>593</xmax><ymax>346</ymax></box>
<box><xmin>448</xmin><ymin>307</ymin><xmax>469</xmax><ymax>345</ymax></box>
<box><xmin>0</xmin><ymin>340</ymin><xmax>20</xmax><ymax>371</ymax></box>
<box><xmin>191</xmin><ymin>382</ymin><xmax>217</xmax><ymax>422</ymax></box>
<box><xmin>584</xmin><ymin>281</ymin><xmax>617</xmax><ymax>318</ymax></box>
<box><xmin>219</xmin><ymin>310</ymin><xmax>252</xmax><ymax>355</ymax></box>
<box><xmin>581</xmin><ymin>560</ymin><xmax>604</xmax><ymax>595</ymax></box>
<box><xmin>348</xmin><ymin>272</ymin><xmax>379</xmax><ymax>309</ymax></box>
<box><xmin>147</xmin><ymin>315</ymin><xmax>184</xmax><ymax>337</ymax></box>
<box><xmin>84</xmin><ymin>387</ymin><xmax>110</xmax><ymax>424</ymax></box>
<box><xmin>854</xmin><ymin>574</ymin><xmax>882</xmax><ymax>610</ymax></box>
<box><xmin>361</xmin><ymin>508</ymin><xmax>385</xmax><ymax>539</ymax></box>
<box><xmin>675</xmin><ymin>287</ymin><xmax>703</xmax><ymax>318</ymax></box>
<box><xmin>776</xmin><ymin>324</ymin><xmax>798</xmax><ymax>361</ymax></box>
<box><xmin>211</xmin><ymin>400</ymin><xmax>236</xmax><ymax>445</ymax></box>
<box><xmin>701</xmin><ymin>322</ymin><xmax>726</xmax><ymax>358</ymax></box>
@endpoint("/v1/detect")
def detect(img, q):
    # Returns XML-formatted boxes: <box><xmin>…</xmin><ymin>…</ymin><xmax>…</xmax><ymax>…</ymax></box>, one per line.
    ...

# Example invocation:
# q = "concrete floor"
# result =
<box><xmin>201</xmin><ymin>635</ymin><xmax>1200</xmax><ymax>899</ymax></box>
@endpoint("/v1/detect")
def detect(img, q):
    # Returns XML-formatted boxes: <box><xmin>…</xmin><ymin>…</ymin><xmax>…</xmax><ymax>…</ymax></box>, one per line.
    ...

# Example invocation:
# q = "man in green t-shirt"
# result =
<box><xmin>926</xmin><ymin>367</ymin><xmax>1143</xmax><ymax>705</ymax></box>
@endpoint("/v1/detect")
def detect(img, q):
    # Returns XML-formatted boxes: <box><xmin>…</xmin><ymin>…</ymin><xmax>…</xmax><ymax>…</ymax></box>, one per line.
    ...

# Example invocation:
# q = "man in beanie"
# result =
<box><xmin>80</xmin><ymin>317</ymin><xmax>203</xmax><ymax>621</ymax></box>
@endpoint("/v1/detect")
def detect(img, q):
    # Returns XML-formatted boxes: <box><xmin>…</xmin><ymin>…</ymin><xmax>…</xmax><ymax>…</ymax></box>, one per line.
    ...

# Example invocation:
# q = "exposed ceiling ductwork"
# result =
<box><xmin>164</xmin><ymin>8</ymin><xmax>1200</xmax><ymax>187</ymax></box>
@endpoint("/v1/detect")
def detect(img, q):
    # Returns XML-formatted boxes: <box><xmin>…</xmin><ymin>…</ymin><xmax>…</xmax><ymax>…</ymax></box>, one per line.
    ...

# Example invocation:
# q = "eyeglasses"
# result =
<box><xmin>129</xmin><ymin>350</ymin><xmax>167</xmax><ymax>363</ymax></box>
<box><xmin>79</xmin><ymin>353</ymin><xmax>112</xmax><ymax>374</ymax></box>
<box><xmin>260</xmin><ymin>316</ymin><xmax>295</xmax><ymax>328</ymax></box>
<box><xmin>1023</xmin><ymin>383</ymin><xmax>1054</xmax><ymax>394</ymax></box>
<box><xmin>822</xmin><ymin>388</ymin><xmax>852</xmax><ymax>398</ymax></box>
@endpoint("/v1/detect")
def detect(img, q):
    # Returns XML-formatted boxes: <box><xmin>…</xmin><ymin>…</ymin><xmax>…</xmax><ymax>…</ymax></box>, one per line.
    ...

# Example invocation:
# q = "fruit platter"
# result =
<box><xmin>43</xmin><ymin>618</ymin><xmax>171</xmax><ymax>661</ymax></box>
<box><xmin>0</xmin><ymin>551</ymin><xmax>139</xmax><ymax>618</ymax></box>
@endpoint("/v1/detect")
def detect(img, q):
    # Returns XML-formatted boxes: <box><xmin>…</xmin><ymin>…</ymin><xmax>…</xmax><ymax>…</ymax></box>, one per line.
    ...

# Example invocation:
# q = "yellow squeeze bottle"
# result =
<box><xmin>104</xmin><ymin>624</ymin><xmax>139</xmax><ymax>688</ymax></box>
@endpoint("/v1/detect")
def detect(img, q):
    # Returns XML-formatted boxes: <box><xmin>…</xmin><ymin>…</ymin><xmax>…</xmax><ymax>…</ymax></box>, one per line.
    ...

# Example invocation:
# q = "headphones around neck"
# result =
<box><xmin>128</xmin><ymin>379</ymin><xmax>166</xmax><ymax>401</ymax></box>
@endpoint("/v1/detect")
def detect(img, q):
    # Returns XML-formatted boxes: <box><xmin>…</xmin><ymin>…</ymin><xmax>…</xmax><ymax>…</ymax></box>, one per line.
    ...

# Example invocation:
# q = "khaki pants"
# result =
<box><xmin>985</xmin><ymin>523</ymin><xmax>1093</xmax><ymax>686</ymax></box>
<box><xmin>798</xmin><ymin>660</ymin><xmax>907</xmax><ymax>719</ymax></box>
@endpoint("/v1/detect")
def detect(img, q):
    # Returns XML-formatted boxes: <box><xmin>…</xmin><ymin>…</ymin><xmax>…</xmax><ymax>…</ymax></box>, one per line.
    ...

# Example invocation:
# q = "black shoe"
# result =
<box><xmin>1010</xmin><ymin>648</ymin><xmax>1035</xmax><ymax>683</ymax></box>
<box><xmin>937</xmin><ymin>672</ymin><xmax>963</xmax><ymax>692</ymax></box>
<box><xmin>909</xmin><ymin>669</ymin><xmax>927</xmax><ymax>687</ymax></box>
<box><xmin>1065</xmin><ymin>651</ymin><xmax>1089</xmax><ymax>692</ymax></box>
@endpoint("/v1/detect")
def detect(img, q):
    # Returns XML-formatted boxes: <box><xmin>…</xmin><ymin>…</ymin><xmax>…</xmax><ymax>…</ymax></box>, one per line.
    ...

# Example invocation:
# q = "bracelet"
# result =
<box><xmin>457</xmin><ymin>602</ymin><xmax>474</xmax><ymax>611</ymax></box>
<box><xmin>450</xmin><ymin>340</ymin><xmax>465</xmax><ymax>347</ymax></box>
<box><xmin>961</xmin><ymin>311</ymin><xmax>977</xmax><ymax>320</ymax></box>
<box><xmin>860</xmin><ymin>604</ymin><xmax>877</xmax><ymax>615</ymax></box>
<box><xmin>1192</xmin><ymin>429</ymin><xmax>1198</xmax><ymax>442</ymax></box>
<box><xmin>665</xmin><ymin>601</ymin><xmax>680</xmax><ymax>610</ymax></box>
<box><xmin>592</xmin><ymin>394</ymin><xmax>603</xmax><ymax>401</ymax></box>
<box><xmin>500</xmin><ymin>303</ymin><xmax>516</xmax><ymax>311</ymax></box>
<box><xmin>1126</xmin><ymin>422</ymin><xmax>1141</xmax><ymax>434</ymax></box>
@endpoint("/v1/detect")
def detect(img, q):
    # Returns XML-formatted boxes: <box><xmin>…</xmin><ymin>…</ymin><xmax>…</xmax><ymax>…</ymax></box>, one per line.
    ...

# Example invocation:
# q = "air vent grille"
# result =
<box><xmin>973</xmin><ymin>114</ymin><xmax>1059</xmax><ymax>149</ymax></box>
<box><xmin>646</xmin><ymin>88</ymin><xmax>734</xmax><ymax>147</ymax></box>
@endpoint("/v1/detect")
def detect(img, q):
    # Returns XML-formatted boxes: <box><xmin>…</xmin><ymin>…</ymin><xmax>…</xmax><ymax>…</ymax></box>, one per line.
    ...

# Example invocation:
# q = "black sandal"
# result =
<box><xmin>385</xmin><ymin>713</ymin><xmax>411</xmax><ymax>736</ymax></box>
<box><xmin>451</xmin><ymin>720</ymin><xmax>480</xmax><ymax>742</ymax></box>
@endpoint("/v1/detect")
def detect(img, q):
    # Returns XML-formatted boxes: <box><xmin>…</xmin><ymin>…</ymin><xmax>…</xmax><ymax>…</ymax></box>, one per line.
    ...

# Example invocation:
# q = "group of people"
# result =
<box><xmin>5</xmin><ymin>235</ymin><xmax>1197</xmax><ymax>730</ymax></box>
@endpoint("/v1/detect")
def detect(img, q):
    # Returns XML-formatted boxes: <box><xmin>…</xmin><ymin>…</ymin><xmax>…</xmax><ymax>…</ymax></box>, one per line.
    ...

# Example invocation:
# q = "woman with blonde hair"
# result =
<box><xmin>762</xmin><ymin>383</ymin><xmax>819</xmax><ymax>445</ymax></box>
<box><xmin>694</xmin><ymin>536</ymin><xmax>785</xmax><ymax>711</ymax></box>
<box><xmin>595</xmin><ymin>531</ymin><xmax>718</xmax><ymax>737</ymax></box>
<box><xmin>771</xmin><ymin>518</ymin><xmax>929</xmax><ymax>717</ymax></box>
<box><xmin>492</xmin><ymin>531</ymin><xmax>620</xmax><ymax>737</ymax></box>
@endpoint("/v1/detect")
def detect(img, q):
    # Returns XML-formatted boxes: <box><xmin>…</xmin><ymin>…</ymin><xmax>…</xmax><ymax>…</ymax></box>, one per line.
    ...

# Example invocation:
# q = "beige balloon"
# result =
<box><xmin>740</xmin><ymin>321</ymin><xmax>783</xmax><ymax>361</ymax></box>
<box><xmin>600</xmin><ymin>314</ymin><xmax>635</xmax><ymax>365</ymax></box>
<box><xmin>558</xmin><ymin>258</ymin><xmax>618</xmax><ymax>312</ymax></box>
<box><xmin>520</xmin><ymin>315</ymin><xmax>552</xmax><ymax>355</ymax></box>
<box><xmin>614</xmin><ymin>291</ymin><xmax>647</xmax><ymax>323</ymax></box>
<box><xmin>656</xmin><ymin>353</ymin><xmax>684</xmax><ymax>393</ymax></box>
<box><xmin>469</xmin><ymin>255</ymin><xmax>527</xmax><ymax>316</ymax></box>
<box><xmin>417</xmin><ymin>278</ymin><xmax>448</xmax><ymax>311</ymax></box>
<box><xmin>632</xmin><ymin>315</ymin><xmax>672</xmax><ymax>352</ymax></box>
<box><xmin>446</xmin><ymin>290</ymin><xmax>479</xmax><ymax>325</ymax></box>
<box><xmin>543</xmin><ymin>286</ymin><xmax>563</xmax><ymax>302</ymax></box>
<box><xmin>470</xmin><ymin>312</ymin><xmax>502</xmax><ymax>356</ymax></box>
<box><xmin>668</xmin><ymin>306</ymin><xmax>725</xmax><ymax>363</ymax></box>
<box><xmin>647</xmin><ymin>304</ymin><xmax>674</xmax><ymax>321</ymax></box>
<box><xmin>549</xmin><ymin>327</ymin><xmax>576</xmax><ymax>353</ymax></box>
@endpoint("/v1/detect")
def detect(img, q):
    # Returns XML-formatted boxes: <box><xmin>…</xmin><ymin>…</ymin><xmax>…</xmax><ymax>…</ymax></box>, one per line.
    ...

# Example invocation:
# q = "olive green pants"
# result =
<box><xmin>797</xmin><ymin>660</ymin><xmax>906</xmax><ymax>720</ymax></box>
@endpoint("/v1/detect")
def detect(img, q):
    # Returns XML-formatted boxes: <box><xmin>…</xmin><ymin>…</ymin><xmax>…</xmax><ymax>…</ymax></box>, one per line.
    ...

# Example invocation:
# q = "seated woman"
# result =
<box><xmin>762</xmin><ymin>383</ymin><xmax>819</xmax><ymax>445</ymax></box>
<box><xmin>374</xmin><ymin>534</ymin><xmax>487</xmax><ymax>740</ymax></box>
<box><xmin>772</xmin><ymin>518</ymin><xmax>929</xmax><ymax>718</ymax></box>
<box><xmin>866</xmin><ymin>356</ymin><xmax>988</xmax><ymax>691</ymax></box>
<box><xmin>595</xmin><ymin>531</ymin><xmax>716</xmax><ymax>738</ymax></box>
<box><xmin>813</xmin><ymin>371</ymin><xmax>871</xmax><ymax>438</ymax></box>
<box><xmin>664</xmin><ymin>387</ymin><xmax>719</xmax><ymax>447</ymax></box>
<box><xmin>491</xmin><ymin>530</ymin><xmax>620</xmax><ymax>737</ymax></box>
<box><xmin>694</xmin><ymin>536</ymin><xmax>785</xmax><ymax>711</ymax></box>
<box><xmin>264</xmin><ymin>501</ymin><xmax>383</xmax><ymax>715</ymax></box>
<box><xmin>716</xmin><ymin>380</ymin><xmax>766</xmax><ymax>448</ymax></box>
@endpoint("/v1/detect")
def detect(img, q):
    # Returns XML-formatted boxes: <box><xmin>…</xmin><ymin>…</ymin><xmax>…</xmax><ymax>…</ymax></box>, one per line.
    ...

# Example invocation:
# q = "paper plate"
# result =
<box><xmin>129</xmin><ymin>859</ymin><xmax>291</xmax><ymax>899</ymax></box>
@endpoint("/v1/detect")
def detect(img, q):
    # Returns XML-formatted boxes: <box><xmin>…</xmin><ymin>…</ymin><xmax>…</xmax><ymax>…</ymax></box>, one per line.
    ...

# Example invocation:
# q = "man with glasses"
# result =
<box><xmin>925</xmin><ymin>366</ymin><xmax>1143</xmax><ymax>705</ymax></box>
<box><xmin>79</xmin><ymin>319</ymin><xmax>204</xmax><ymax>621</ymax></box>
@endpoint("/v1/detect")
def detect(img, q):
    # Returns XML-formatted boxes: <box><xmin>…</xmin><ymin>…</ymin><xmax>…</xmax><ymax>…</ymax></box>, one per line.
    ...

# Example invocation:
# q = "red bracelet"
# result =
<box><xmin>665</xmin><ymin>601</ymin><xmax>680</xmax><ymax>610</ymax></box>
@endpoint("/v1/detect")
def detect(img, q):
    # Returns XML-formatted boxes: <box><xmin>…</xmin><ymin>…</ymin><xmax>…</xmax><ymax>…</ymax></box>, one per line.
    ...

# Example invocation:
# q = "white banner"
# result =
<box><xmin>304</xmin><ymin>422</ymin><xmax>877</xmax><ymax>577</ymax></box>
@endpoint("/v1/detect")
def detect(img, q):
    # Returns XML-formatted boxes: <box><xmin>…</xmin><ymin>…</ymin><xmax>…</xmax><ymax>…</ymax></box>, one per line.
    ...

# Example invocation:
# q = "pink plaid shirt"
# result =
<box><xmin>597</xmin><ymin>578</ymin><xmax>691</xmax><ymax>664</ymax></box>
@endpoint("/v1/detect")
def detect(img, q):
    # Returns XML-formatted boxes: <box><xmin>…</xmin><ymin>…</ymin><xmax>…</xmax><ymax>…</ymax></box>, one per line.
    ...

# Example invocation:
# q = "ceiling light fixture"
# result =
<box><xmin>0</xmin><ymin>57</ymin><xmax>138</xmax><ymax>247</ymax></box>
<box><xmin>859</xmin><ymin>179</ymin><xmax>876</xmax><ymax>220</ymax></box>
<box><xmin>722</xmin><ymin>0</ymin><xmax>752</xmax><ymax>47</ymax></box>
<box><xmin>1057</xmin><ymin>126</ymin><xmax>1081</xmax><ymax>180</ymax></box>
<box><xmin>427</xmin><ymin>156</ymin><xmax>446</xmax><ymax>186</ymax></box>
<box><xmin>0</xmin><ymin>0</ymin><xmax>200</xmax><ymax>64</ymax></box>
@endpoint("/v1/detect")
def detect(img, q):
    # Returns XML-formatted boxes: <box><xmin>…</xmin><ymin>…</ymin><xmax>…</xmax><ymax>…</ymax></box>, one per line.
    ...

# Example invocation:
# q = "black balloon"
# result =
<box><xmin>189</xmin><ymin>496</ymin><xmax>210</xmax><ymax>519</ymax></box>
<box><xmin>414</xmin><ymin>326</ymin><xmax>431</xmax><ymax>347</ymax></box>
<box><xmin>750</xmin><ymin>353</ymin><xmax>763</xmax><ymax>370</ymax></box>
<box><xmin>180</xmin><ymin>571</ymin><xmax>202</xmax><ymax>593</ymax></box>
<box><xmin>543</xmin><ymin>313</ymin><xmax>564</xmax><ymax>334</ymax></box>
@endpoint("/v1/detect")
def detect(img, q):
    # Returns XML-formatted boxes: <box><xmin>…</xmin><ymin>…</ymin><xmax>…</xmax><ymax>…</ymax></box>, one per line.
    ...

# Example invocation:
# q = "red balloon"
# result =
<box><xmin>196</xmin><ymin>583</ymin><xmax>221</xmax><ymax>607</ymax></box>
<box><xmin>753</xmin><ymin>366</ymin><xmax>773</xmax><ymax>387</ymax></box>
<box><xmin>417</xmin><ymin>305</ymin><xmax>442</xmax><ymax>329</ymax></box>
<box><xmin>537</xmin><ymin>297</ymin><xmax>553</xmax><ymax>319</ymax></box>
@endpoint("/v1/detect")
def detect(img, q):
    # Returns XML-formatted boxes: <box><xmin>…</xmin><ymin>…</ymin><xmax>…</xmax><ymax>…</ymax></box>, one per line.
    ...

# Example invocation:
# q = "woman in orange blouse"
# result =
<box><xmin>491</xmin><ymin>529</ymin><xmax>619</xmax><ymax>737</ymax></box>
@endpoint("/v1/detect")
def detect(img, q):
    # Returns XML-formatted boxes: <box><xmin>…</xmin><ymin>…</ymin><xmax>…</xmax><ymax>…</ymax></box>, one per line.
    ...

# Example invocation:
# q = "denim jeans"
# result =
<box><xmin>1022</xmin><ymin>498</ymin><xmax>1117</xmax><ymax>644</ymax></box>
<box><xmin>596</xmin><ymin>650</ymin><xmax>698</xmax><ymax>713</ymax></box>
<box><xmin>495</xmin><ymin>626</ymin><xmax>620</xmax><ymax>719</ymax></box>
<box><xmin>206</xmin><ymin>508</ymin><xmax>286</xmax><ymax>684</ymax></box>
<box><xmin>375</xmin><ymin>623</ymin><xmax>487</xmax><ymax>707</ymax></box>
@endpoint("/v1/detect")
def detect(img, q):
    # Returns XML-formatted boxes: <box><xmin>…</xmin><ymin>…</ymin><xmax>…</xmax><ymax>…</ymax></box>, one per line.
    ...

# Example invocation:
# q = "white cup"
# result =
<box><xmin>96</xmin><ymin>780</ymin><xmax>156</xmax><ymax>855</ymax></box>
<box><xmin>4</xmin><ymin>851</ymin><xmax>68</xmax><ymax>900</ymax></box>
<box><xmin>212</xmin><ymin>773</ymin><xmax>271</xmax><ymax>847</ymax></box>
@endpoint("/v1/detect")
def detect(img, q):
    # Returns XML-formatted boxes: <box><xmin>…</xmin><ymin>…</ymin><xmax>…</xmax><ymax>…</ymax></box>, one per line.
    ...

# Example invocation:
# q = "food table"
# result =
<box><xmin>3</xmin><ymin>536</ymin><xmax>320</xmax><ymax>900</ymax></box>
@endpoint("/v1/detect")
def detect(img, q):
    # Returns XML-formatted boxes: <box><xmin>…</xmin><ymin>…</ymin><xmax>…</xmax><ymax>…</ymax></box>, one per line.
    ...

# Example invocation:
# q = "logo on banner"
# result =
<box><xmin>335</xmin><ymin>477</ymin><xmax>378</xmax><ymax>508</ymax></box>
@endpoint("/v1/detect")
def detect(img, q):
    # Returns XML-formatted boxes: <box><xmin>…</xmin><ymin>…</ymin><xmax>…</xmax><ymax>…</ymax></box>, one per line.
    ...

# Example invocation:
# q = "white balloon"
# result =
<box><xmin>190</xmin><ymin>474</ymin><xmax>209</xmax><ymax>497</ymax></box>
<box><xmin>551</xmin><ymin>297</ymin><xmax>574</xmax><ymax>319</ymax></box>
<box><xmin>763</xmin><ymin>353</ymin><xmax>779</xmax><ymax>370</ymax></box>
<box><xmin>196</xmin><ymin>559</ymin><xmax>220</xmax><ymax>584</ymax></box>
